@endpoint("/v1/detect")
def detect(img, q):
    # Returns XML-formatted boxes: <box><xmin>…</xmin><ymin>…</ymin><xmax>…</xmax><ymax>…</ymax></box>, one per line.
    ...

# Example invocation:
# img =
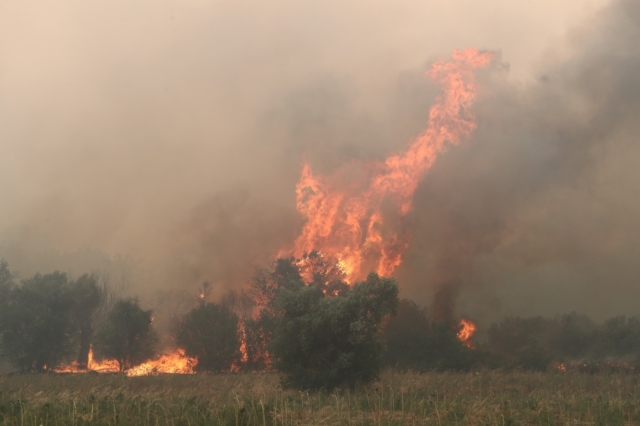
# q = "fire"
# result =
<box><xmin>55</xmin><ymin>348</ymin><xmax>120</xmax><ymax>373</ymax></box>
<box><xmin>231</xmin><ymin>319</ymin><xmax>249</xmax><ymax>372</ymax></box>
<box><xmin>126</xmin><ymin>349</ymin><xmax>197</xmax><ymax>376</ymax></box>
<box><xmin>55</xmin><ymin>347</ymin><xmax>197</xmax><ymax>375</ymax></box>
<box><xmin>287</xmin><ymin>49</ymin><xmax>494</xmax><ymax>282</ymax></box>
<box><xmin>457</xmin><ymin>318</ymin><xmax>476</xmax><ymax>348</ymax></box>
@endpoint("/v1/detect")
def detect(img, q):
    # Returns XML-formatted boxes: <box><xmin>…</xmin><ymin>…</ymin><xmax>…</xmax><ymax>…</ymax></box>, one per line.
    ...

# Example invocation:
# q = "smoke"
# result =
<box><xmin>398</xmin><ymin>0</ymin><xmax>640</xmax><ymax>323</ymax></box>
<box><xmin>4</xmin><ymin>0</ymin><xmax>640</xmax><ymax>325</ymax></box>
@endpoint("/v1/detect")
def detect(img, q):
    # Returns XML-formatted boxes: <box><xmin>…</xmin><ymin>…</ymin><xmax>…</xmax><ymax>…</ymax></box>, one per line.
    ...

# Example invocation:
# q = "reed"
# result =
<box><xmin>1</xmin><ymin>370</ymin><xmax>638</xmax><ymax>425</ymax></box>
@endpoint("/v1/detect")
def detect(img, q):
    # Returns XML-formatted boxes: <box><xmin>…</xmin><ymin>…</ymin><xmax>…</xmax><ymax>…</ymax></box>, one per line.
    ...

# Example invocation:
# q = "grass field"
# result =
<box><xmin>1</xmin><ymin>370</ymin><xmax>640</xmax><ymax>425</ymax></box>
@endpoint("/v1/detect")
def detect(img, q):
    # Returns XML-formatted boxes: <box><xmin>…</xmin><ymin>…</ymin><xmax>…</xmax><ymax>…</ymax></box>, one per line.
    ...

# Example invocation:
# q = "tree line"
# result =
<box><xmin>2</xmin><ymin>255</ymin><xmax>640</xmax><ymax>390</ymax></box>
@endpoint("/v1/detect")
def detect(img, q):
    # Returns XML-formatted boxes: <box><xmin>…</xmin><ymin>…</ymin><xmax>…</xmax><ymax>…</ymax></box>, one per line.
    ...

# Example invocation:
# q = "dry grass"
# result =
<box><xmin>1</xmin><ymin>370</ymin><xmax>640</xmax><ymax>425</ymax></box>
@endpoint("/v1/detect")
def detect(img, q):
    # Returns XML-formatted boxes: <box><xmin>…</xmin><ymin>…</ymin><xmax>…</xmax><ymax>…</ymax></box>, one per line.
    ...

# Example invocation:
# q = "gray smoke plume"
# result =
<box><xmin>4</xmin><ymin>0</ymin><xmax>640</xmax><ymax>326</ymax></box>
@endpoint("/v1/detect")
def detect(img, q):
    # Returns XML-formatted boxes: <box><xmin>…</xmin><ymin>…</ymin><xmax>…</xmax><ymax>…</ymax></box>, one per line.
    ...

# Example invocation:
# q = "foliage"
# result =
<box><xmin>176</xmin><ymin>303</ymin><xmax>240</xmax><ymax>372</ymax></box>
<box><xmin>93</xmin><ymin>298</ymin><xmax>158</xmax><ymax>371</ymax></box>
<box><xmin>486</xmin><ymin>316</ymin><xmax>553</xmax><ymax>371</ymax></box>
<box><xmin>69</xmin><ymin>274</ymin><xmax>103</xmax><ymax>369</ymax></box>
<box><xmin>0</xmin><ymin>271</ymin><xmax>77</xmax><ymax>372</ymax></box>
<box><xmin>269</xmin><ymin>271</ymin><xmax>399</xmax><ymax>390</ymax></box>
<box><xmin>547</xmin><ymin>312</ymin><xmax>597</xmax><ymax>360</ymax></box>
<box><xmin>4</xmin><ymin>371</ymin><xmax>640</xmax><ymax>425</ymax></box>
<box><xmin>381</xmin><ymin>299</ymin><xmax>481</xmax><ymax>372</ymax></box>
<box><xmin>594</xmin><ymin>316</ymin><xmax>640</xmax><ymax>357</ymax></box>
<box><xmin>381</xmin><ymin>299</ymin><xmax>431</xmax><ymax>370</ymax></box>
<box><xmin>0</xmin><ymin>259</ymin><xmax>13</xmax><ymax>298</ymax></box>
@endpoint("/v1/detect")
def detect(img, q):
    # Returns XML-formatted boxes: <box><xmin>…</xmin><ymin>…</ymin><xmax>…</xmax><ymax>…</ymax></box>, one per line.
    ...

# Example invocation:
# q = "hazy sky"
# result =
<box><xmin>6</xmin><ymin>0</ymin><xmax>640</xmax><ymax>323</ymax></box>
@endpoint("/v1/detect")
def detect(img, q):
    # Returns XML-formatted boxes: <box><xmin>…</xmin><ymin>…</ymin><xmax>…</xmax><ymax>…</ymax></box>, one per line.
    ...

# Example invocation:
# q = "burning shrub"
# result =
<box><xmin>0</xmin><ymin>271</ymin><xmax>77</xmax><ymax>372</ymax></box>
<box><xmin>381</xmin><ymin>300</ymin><xmax>481</xmax><ymax>372</ymax></box>
<box><xmin>176</xmin><ymin>303</ymin><xmax>240</xmax><ymax>373</ymax></box>
<box><xmin>93</xmin><ymin>299</ymin><xmax>158</xmax><ymax>372</ymax></box>
<box><xmin>269</xmin><ymin>272</ymin><xmax>399</xmax><ymax>390</ymax></box>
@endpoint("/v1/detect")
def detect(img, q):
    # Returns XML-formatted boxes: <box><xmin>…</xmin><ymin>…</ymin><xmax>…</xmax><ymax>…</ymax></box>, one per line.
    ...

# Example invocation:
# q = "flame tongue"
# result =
<box><xmin>54</xmin><ymin>348</ymin><xmax>120</xmax><ymax>373</ymax></box>
<box><xmin>126</xmin><ymin>349</ymin><xmax>197</xmax><ymax>377</ymax></box>
<box><xmin>457</xmin><ymin>318</ymin><xmax>477</xmax><ymax>348</ymax></box>
<box><xmin>289</xmin><ymin>49</ymin><xmax>493</xmax><ymax>282</ymax></box>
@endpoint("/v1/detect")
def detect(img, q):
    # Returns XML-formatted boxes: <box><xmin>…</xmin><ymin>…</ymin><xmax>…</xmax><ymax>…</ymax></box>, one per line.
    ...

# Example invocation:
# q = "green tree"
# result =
<box><xmin>70</xmin><ymin>274</ymin><xmax>104</xmax><ymax>369</ymax></box>
<box><xmin>0</xmin><ymin>259</ymin><xmax>13</xmax><ymax>298</ymax></box>
<box><xmin>93</xmin><ymin>299</ymin><xmax>158</xmax><ymax>371</ymax></box>
<box><xmin>0</xmin><ymin>260</ymin><xmax>14</xmax><ymax>366</ymax></box>
<box><xmin>593</xmin><ymin>315</ymin><xmax>640</xmax><ymax>358</ymax></box>
<box><xmin>548</xmin><ymin>312</ymin><xmax>596</xmax><ymax>360</ymax></box>
<box><xmin>487</xmin><ymin>316</ymin><xmax>552</xmax><ymax>371</ymax></box>
<box><xmin>269</xmin><ymin>272</ymin><xmax>399</xmax><ymax>390</ymax></box>
<box><xmin>244</xmin><ymin>257</ymin><xmax>307</xmax><ymax>371</ymax></box>
<box><xmin>381</xmin><ymin>299</ymin><xmax>431</xmax><ymax>370</ymax></box>
<box><xmin>0</xmin><ymin>272</ymin><xmax>76</xmax><ymax>372</ymax></box>
<box><xmin>176</xmin><ymin>303</ymin><xmax>240</xmax><ymax>372</ymax></box>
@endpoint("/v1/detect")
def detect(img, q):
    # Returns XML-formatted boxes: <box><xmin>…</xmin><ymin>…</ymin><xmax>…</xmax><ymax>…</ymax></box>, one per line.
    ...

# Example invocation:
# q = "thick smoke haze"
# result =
<box><xmin>3</xmin><ymin>0</ymin><xmax>639</xmax><ymax>324</ymax></box>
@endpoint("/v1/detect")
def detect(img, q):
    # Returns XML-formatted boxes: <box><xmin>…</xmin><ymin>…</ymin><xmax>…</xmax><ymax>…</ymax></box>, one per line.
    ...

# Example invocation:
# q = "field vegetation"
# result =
<box><xmin>2</xmin><ymin>370</ymin><xmax>640</xmax><ymax>425</ymax></box>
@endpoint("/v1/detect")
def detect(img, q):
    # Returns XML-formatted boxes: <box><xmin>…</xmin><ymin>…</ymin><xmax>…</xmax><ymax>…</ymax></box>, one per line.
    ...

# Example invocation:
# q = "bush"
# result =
<box><xmin>0</xmin><ymin>271</ymin><xmax>76</xmax><ymax>372</ymax></box>
<box><xmin>381</xmin><ymin>299</ymin><xmax>431</xmax><ymax>370</ymax></box>
<box><xmin>69</xmin><ymin>274</ymin><xmax>103</xmax><ymax>369</ymax></box>
<box><xmin>593</xmin><ymin>316</ymin><xmax>640</xmax><ymax>358</ymax></box>
<box><xmin>93</xmin><ymin>299</ymin><xmax>158</xmax><ymax>371</ymax></box>
<box><xmin>176</xmin><ymin>303</ymin><xmax>240</xmax><ymax>372</ymax></box>
<box><xmin>269</xmin><ymin>272</ymin><xmax>399</xmax><ymax>390</ymax></box>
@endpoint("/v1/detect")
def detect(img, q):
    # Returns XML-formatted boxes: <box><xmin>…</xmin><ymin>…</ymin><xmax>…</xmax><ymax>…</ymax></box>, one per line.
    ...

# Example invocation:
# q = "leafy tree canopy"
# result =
<box><xmin>176</xmin><ymin>303</ymin><xmax>239</xmax><ymax>372</ymax></box>
<box><xmin>269</xmin><ymin>271</ymin><xmax>399</xmax><ymax>390</ymax></box>
<box><xmin>93</xmin><ymin>298</ymin><xmax>158</xmax><ymax>371</ymax></box>
<box><xmin>0</xmin><ymin>271</ymin><xmax>76</xmax><ymax>372</ymax></box>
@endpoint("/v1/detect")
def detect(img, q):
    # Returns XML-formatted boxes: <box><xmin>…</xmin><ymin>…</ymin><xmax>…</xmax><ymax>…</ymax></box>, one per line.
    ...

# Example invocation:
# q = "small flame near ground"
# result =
<box><xmin>54</xmin><ymin>348</ymin><xmax>120</xmax><ymax>374</ymax></box>
<box><xmin>231</xmin><ymin>320</ymin><xmax>250</xmax><ymax>372</ymax></box>
<box><xmin>54</xmin><ymin>347</ymin><xmax>197</xmax><ymax>376</ymax></box>
<box><xmin>126</xmin><ymin>349</ymin><xmax>197</xmax><ymax>376</ymax></box>
<box><xmin>457</xmin><ymin>318</ymin><xmax>477</xmax><ymax>348</ymax></box>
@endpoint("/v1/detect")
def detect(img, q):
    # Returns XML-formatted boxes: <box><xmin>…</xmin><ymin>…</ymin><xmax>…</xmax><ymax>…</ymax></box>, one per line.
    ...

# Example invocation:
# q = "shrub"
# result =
<box><xmin>0</xmin><ymin>271</ymin><xmax>76</xmax><ymax>372</ymax></box>
<box><xmin>93</xmin><ymin>299</ymin><xmax>158</xmax><ymax>371</ymax></box>
<box><xmin>269</xmin><ymin>272</ymin><xmax>399</xmax><ymax>390</ymax></box>
<box><xmin>176</xmin><ymin>303</ymin><xmax>240</xmax><ymax>372</ymax></box>
<box><xmin>381</xmin><ymin>299</ymin><xmax>431</xmax><ymax>370</ymax></box>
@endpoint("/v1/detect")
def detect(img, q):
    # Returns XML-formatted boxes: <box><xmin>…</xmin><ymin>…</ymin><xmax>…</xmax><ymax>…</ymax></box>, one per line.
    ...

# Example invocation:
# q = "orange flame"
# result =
<box><xmin>55</xmin><ymin>348</ymin><xmax>120</xmax><ymax>373</ymax></box>
<box><xmin>286</xmin><ymin>49</ymin><xmax>493</xmax><ymax>282</ymax></box>
<box><xmin>55</xmin><ymin>347</ymin><xmax>197</xmax><ymax>375</ymax></box>
<box><xmin>126</xmin><ymin>349</ymin><xmax>197</xmax><ymax>376</ymax></box>
<box><xmin>231</xmin><ymin>319</ymin><xmax>249</xmax><ymax>372</ymax></box>
<box><xmin>457</xmin><ymin>318</ymin><xmax>476</xmax><ymax>348</ymax></box>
